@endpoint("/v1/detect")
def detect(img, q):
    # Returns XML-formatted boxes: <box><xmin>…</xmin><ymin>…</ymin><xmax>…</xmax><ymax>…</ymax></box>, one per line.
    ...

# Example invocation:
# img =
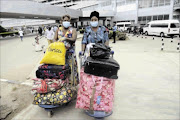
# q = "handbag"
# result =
<box><xmin>90</xmin><ymin>43</ymin><xmax>111</xmax><ymax>59</ymax></box>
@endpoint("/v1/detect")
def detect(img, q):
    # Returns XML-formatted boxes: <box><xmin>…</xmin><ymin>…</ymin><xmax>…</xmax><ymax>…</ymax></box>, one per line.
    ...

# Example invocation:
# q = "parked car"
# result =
<box><xmin>143</xmin><ymin>20</ymin><xmax>180</xmax><ymax>37</ymax></box>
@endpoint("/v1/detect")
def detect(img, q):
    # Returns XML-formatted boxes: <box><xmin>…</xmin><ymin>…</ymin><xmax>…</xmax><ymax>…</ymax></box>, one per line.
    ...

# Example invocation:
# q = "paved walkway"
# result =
<box><xmin>1</xmin><ymin>34</ymin><xmax>179</xmax><ymax>120</ymax></box>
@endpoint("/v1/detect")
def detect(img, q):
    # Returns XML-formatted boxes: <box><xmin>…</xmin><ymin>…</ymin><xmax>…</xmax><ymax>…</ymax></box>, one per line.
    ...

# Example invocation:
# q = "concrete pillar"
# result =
<box><xmin>169</xmin><ymin>0</ymin><xmax>174</xmax><ymax>20</ymax></box>
<box><xmin>75</xmin><ymin>22</ymin><xmax>78</xmax><ymax>28</ymax></box>
<box><xmin>110</xmin><ymin>17</ymin><xmax>114</xmax><ymax>27</ymax></box>
<box><xmin>72</xmin><ymin>23</ymin><xmax>75</xmax><ymax>27</ymax></box>
<box><xmin>103</xmin><ymin>20</ymin><xmax>105</xmax><ymax>26</ymax></box>
<box><xmin>135</xmin><ymin>0</ymin><xmax>139</xmax><ymax>24</ymax></box>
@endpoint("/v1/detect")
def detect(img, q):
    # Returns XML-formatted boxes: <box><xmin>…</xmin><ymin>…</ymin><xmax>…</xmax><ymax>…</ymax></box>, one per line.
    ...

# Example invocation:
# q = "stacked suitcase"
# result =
<box><xmin>76</xmin><ymin>44</ymin><xmax>120</xmax><ymax>112</ymax></box>
<box><xmin>32</xmin><ymin>63</ymin><xmax>76</xmax><ymax>105</ymax></box>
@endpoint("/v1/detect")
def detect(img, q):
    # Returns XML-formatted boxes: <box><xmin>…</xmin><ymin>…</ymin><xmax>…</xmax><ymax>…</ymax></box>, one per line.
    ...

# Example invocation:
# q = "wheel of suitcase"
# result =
<box><xmin>85</xmin><ymin>110</ymin><xmax>112</xmax><ymax>120</ymax></box>
<box><xmin>47</xmin><ymin>110</ymin><xmax>53</xmax><ymax>118</ymax></box>
<box><xmin>94</xmin><ymin>118</ymin><xmax>104</xmax><ymax>120</ymax></box>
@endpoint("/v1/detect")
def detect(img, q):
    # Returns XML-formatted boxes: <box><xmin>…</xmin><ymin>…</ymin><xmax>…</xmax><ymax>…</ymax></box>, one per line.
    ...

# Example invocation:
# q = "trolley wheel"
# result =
<box><xmin>47</xmin><ymin>111</ymin><xmax>53</xmax><ymax>118</ymax></box>
<box><xmin>95</xmin><ymin>118</ymin><xmax>104</xmax><ymax>120</ymax></box>
<box><xmin>65</xmin><ymin>102</ymin><xmax>70</xmax><ymax>106</ymax></box>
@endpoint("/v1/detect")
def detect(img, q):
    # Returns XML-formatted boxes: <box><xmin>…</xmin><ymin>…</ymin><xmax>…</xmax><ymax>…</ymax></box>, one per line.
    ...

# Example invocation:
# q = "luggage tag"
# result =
<box><xmin>96</xmin><ymin>96</ymin><xmax>101</xmax><ymax>105</ymax></box>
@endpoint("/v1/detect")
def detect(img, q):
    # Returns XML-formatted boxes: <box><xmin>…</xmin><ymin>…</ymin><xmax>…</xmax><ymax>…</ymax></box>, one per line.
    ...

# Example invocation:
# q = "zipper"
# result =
<box><xmin>87</xmin><ymin>60</ymin><xmax>119</xmax><ymax>68</ymax></box>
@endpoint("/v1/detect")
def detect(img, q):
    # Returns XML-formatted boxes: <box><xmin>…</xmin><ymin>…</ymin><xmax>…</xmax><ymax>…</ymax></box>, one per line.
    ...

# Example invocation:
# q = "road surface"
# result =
<box><xmin>1</xmin><ymin>34</ymin><xmax>179</xmax><ymax>120</ymax></box>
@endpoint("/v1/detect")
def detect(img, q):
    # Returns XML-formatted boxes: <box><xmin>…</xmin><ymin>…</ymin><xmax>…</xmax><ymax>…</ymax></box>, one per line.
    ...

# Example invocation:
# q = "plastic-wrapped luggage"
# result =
<box><xmin>84</xmin><ymin>57</ymin><xmax>120</xmax><ymax>79</ymax></box>
<box><xmin>33</xmin><ymin>86</ymin><xmax>76</xmax><ymax>105</ymax></box>
<box><xmin>36</xmin><ymin>64</ymin><xmax>71</xmax><ymax>80</ymax></box>
<box><xmin>76</xmin><ymin>68</ymin><xmax>115</xmax><ymax>112</ymax></box>
<box><xmin>31</xmin><ymin>78</ymin><xmax>69</xmax><ymax>94</ymax></box>
<box><xmin>38</xmin><ymin>64</ymin><xmax>70</xmax><ymax>71</ymax></box>
<box><xmin>90</xmin><ymin>43</ymin><xmax>111</xmax><ymax>59</ymax></box>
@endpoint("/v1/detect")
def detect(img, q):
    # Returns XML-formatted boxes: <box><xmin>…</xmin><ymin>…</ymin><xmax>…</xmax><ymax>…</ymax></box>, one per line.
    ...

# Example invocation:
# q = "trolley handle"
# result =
<box><xmin>79</xmin><ymin>51</ymin><xmax>114</xmax><ymax>57</ymax></box>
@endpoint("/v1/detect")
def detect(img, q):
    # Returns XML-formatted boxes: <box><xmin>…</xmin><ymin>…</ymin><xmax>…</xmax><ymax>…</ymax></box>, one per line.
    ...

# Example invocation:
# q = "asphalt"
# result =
<box><xmin>1</xmin><ymin>34</ymin><xmax>179</xmax><ymax>120</ymax></box>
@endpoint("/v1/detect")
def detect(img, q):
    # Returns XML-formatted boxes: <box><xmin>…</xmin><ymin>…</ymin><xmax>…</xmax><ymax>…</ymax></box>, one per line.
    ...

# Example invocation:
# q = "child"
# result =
<box><xmin>33</xmin><ymin>35</ymin><xmax>45</xmax><ymax>52</ymax></box>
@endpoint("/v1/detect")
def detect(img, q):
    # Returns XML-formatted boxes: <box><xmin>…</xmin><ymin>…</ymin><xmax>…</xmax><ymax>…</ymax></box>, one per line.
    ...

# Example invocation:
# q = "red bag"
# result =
<box><xmin>31</xmin><ymin>78</ymin><xmax>69</xmax><ymax>94</ymax></box>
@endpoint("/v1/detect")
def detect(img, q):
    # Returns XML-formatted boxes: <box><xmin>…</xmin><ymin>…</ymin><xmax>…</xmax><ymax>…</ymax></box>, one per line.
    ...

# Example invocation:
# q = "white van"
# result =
<box><xmin>143</xmin><ymin>20</ymin><xmax>180</xmax><ymax>37</ymax></box>
<box><xmin>116</xmin><ymin>22</ymin><xmax>131</xmax><ymax>31</ymax></box>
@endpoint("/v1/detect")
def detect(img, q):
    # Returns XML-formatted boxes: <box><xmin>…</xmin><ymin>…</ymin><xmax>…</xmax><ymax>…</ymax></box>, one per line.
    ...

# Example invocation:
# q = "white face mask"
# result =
<box><xmin>62</xmin><ymin>21</ymin><xmax>70</xmax><ymax>28</ymax></box>
<box><xmin>90</xmin><ymin>21</ymin><xmax>98</xmax><ymax>27</ymax></box>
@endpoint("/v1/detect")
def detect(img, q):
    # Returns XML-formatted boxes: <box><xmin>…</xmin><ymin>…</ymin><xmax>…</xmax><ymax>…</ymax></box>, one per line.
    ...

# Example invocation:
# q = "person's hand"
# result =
<box><xmin>80</xmin><ymin>51</ymin><xmax>84</xmax><ymax>55</ymax></box>
<box><xmin>58</xmin><ymin>37</ymin><xmax>66</xmax><ymax>42</ymax></box>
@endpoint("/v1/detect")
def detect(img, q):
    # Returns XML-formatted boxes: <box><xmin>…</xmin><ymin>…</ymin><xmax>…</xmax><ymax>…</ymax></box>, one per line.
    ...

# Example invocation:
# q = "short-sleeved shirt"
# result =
<box><xmin>45</xmin><ymin>30</ymin><xmax>54</xmax><ymax>40</ymax></box>
<box><xmin>19</xmin><ymin>31</ymin><xmax>23</xmax><ymax>36</ymax></box>
<box><xmin>112</xmin><ymin>26</ymin><xmax>117</xmax><ymax>32</ymax></box>
<box><xmin>82</xmin><ymin>26</ymin><xmax>109</xmax><ymax>44</ymax></box>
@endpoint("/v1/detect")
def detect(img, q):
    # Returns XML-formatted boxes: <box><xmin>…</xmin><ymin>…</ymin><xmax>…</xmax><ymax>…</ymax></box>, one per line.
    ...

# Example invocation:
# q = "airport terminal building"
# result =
<box><xmin>0</xmin><ymin>0</ymin><xmax>180</xmax><ymax>28</ymax></box>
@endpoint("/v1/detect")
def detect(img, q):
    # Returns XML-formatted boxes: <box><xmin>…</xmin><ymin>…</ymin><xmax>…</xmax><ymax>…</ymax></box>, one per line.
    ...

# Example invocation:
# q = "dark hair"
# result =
<box><xmin>61</xmin><ymin>15</ymin><xmax>71</xmax><ymax>21</ymax></box>
<box><xmin>90</xmin><ymin>11</ymin><xmax>99</xmax><ymax>20</ymax></box>
<box><xmin>48</xmin><ymin>27</ymin><xmax>51</xmax><ymax>31</ymax></box>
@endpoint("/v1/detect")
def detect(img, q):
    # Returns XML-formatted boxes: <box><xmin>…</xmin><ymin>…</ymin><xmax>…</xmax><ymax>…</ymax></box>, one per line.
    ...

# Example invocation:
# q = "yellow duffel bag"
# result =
<box><xmin>40</xmin><ymin>42</ymin><xmax>66</xmax><ymax>65</ymax></box>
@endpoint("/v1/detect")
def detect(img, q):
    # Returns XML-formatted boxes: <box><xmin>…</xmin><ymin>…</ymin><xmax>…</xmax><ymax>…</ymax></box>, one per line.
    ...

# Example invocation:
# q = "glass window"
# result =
<box><xmin>143</xmin><ymin>16</ymin><xmax>146</xmax><ymax>21</ymax></box>
<box><xmin>158</xmin><ymin>15</ymin><xmax>163</xmax><ymax>20</ymax></box>
<box><xmin>117</xmin><ymin>1</ymin><xmax>126</xmax><ymax>6</ymax></box>
<box><xmin>164</xmin><ymin>15</ymin><xmax>169</xmax><ymax>20</ymax></box>
<box><xmin>125</xmin><ymin>24</ymin><xmax>131</xmax><ymax>27</ymax></box>
<box><xmin>159</xmin><ymin>0</ymin><xmax>165</xmax><ymax>6</ymax></box>
<box><xmin>117</xmin><ymin>25</ymin><xmax>124</xmax><ymax>27</ymax></box>
<box><xmin>147</xmin><ymin>0</ymin><xmax>153</xmax><ymax>7</ymax></box>
<box><xmin>153</xmin><ymin>16</ymin><xmax>158</xmax><ymax>20</ymax></box>
<box><xmin>153</xmin><ymin>0</ymin><xmax>159</xmax><ymax>6</ymax></box>
<box><xmin>160</xmin><ymin>24</ymin><xmax>168</xmax><ymax>27</ymax></box>
<box><xmin>138</xmin><ymin>17</ymin><xmax>142</xmax><ymax>21</ymax></box>
<box><xmin>170</xmin><ymin>23</ymin><xmax>179</xmax><ymax>28</ymax></box>
<box><xmin>151</xmin><ymin>24</ymin><xmax>157</xmax><ymax>27</ymax></box>
<box><xmin>147</xmin><ymin>16</ymin><xmax>152</xmax><ymax>21</ymax></box>
<box><xmin>151</xmin><ymin>24</ymin><xmax>168</xmax><ymax>28</ymax></box>
<box><xmin>144</xmin><ymin>24</ymin><xmax>149</xmax><ymax>27</ymax></box>
<box><xmin>165</xmin><ymin>0</ymin><xmax>170</xmax><ymax>5</ymax></box>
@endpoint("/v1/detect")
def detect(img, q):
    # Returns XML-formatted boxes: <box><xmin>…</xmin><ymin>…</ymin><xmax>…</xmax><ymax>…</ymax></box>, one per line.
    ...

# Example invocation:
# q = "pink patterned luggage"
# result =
<box><xmin>76</xmin><ymin>68</ymin><xmax>115</xmax><ymax>112</ymax></box>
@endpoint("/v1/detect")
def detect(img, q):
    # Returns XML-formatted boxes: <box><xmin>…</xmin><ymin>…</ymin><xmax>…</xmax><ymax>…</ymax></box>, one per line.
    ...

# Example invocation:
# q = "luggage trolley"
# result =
<box><xmin>79</xmin><ymin>49</ymin><xmax>114</xmax><ymax>120</ymax></box>
<box><xmin>39</xmin><ymin>47</ymin><xmax>78</xmax><ymax>118</ymax></box>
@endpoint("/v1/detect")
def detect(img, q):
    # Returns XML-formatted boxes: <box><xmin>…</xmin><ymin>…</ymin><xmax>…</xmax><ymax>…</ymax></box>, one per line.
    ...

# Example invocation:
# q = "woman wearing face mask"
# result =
<box><xmin>81</xmin><ymin>11</ymin><xmax>109</xmax><ymax>53</ymax></box>
<box><xmin>54</xmin><ymin>14</ymin><xmax>79</xmax><ymax>85</ymax></box>
<box><xmin>54</xmin><ymin>15</ymin><xmax>77</xmax><ymax>44</ymax></box>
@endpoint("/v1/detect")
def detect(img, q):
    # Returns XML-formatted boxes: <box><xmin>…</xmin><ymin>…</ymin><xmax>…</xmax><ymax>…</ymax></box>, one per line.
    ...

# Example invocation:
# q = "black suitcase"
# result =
<box><xmin>84</xmin><ymin>57</ymin><xmax>120</xmax><ymax>79</ymax></box>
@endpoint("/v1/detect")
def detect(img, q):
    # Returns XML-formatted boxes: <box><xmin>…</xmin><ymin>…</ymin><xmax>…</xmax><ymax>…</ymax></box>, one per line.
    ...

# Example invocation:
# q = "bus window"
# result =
<box><xmin>144</xmin><ymin>24</ymin><xmax>149</xmax><ymax>27</ymax></box>
<box><xmin>170</xmin><ymin>23</ymin><xmax>179</xmax><ymax>28</ymax></box>
<box><xmin>151</xmin><ymin>24</ymin><xmax>168</xmax><ymax>28</ymax></box>
<box><xmin>117</xmin><ymin>25</ymin><xmax>124</xmax><ymax>27</ymax></box>
<box><xmin>125</xmin><ymin>24</ymin><xmax>130</xmax><ymax>27</ymax></box>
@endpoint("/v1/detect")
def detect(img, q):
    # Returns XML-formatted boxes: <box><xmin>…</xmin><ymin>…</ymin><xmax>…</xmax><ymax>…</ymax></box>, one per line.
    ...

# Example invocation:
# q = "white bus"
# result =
<box><xmin>143</xmin><ymin>20</ymin><xmax>180</xmax><ymax>37</ymax></box>
<box><xmin>116</xmin><ymin>22</ymin><xmax>131</xmax><ymax>31</ymax></box>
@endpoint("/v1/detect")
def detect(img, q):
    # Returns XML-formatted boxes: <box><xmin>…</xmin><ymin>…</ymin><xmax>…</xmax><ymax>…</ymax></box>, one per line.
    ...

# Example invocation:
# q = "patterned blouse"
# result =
<box><xmin>82</xmin><ymin>26</ymin><xmax>109</xmax><ymax>44</ymax></box>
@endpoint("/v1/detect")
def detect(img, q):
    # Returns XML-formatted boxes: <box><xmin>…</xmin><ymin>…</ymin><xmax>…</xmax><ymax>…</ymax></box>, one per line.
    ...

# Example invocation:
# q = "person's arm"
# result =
<box><xmin>105</xmin><ymin>32</ymin><xmax>109</xmax><ymax>46</ymax></box>
<box><xmin>81</xmin><ymin>29</ymin><xmax>88</xmax><ymax>52</ymax></box>
<box><xmin>66</xmin><ymin>29</ymin><xmax>77</xmax><ymax>41</ymax></box>
<box><xmin>105</xmin><ymin>40</ymin><xmax>109</xmax><ymax>46</ymax></box>
<box><xmin>82</xmin><ymin>44</ymin><xmax>86</xmax><ymax>52</ymax></box>
<box><xmin>54</xmin><ymin>29</ymin><xmax>58</xmax><ymax>41</ymax></box>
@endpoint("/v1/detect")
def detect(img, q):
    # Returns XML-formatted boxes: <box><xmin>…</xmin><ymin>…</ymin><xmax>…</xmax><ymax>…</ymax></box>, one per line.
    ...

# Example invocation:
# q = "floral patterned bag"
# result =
<box><xmin>76</xmin><ymin>68</ymin><xmax>115</xmax><ymax>112</ymax></box>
